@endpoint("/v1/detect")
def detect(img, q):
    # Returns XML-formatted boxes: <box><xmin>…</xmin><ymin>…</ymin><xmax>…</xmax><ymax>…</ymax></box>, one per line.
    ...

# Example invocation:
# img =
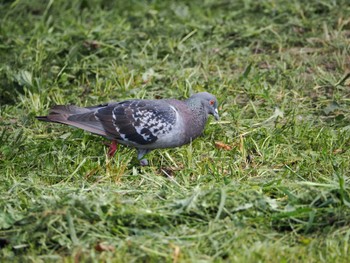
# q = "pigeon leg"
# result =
<box><xmin>107</xmin><ymin>140</ymin><xmax>118</xmax><ymax>158</ymax></box>
<box><xmin>137</xmin><ymin>149</ymin><xmax>151</xmax><ymax>166</ymax></box>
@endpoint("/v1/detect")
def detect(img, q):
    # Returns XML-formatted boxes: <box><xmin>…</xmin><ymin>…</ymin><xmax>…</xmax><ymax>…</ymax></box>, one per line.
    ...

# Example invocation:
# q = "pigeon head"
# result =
<box><xmin>188</xmin><ymin>92</ymin><xmax>219</xmax><ymax>120</ymax></box>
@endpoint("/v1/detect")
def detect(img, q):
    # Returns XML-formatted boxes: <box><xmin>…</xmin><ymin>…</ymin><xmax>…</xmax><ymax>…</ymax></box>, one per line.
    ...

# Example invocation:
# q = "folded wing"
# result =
<box><xmin>37</xmin><ymin>100</ymin><xmax>178</xmax><ymax>145</ymax></box>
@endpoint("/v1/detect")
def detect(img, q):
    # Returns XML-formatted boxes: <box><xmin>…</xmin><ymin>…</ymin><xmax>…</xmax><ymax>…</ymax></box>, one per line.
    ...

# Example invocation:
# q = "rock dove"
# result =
<box><xmin>36</xmin><ymin>92</ymin><xmax>219</xmax><ymax>165</ymax></box>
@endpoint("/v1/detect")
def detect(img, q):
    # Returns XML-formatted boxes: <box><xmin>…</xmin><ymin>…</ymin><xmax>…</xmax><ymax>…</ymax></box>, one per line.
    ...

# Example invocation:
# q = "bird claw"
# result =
<box><xmin>139</xmin><ymin>159</ymin><xmax>149</xmax><ymax>166</ymax></box>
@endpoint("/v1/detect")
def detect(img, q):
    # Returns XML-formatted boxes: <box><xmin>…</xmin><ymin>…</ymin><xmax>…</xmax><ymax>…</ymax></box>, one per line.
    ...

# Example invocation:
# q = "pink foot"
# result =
<box><xmin>106</xmin><ymin>140</ymin><xmax>118</xmax><ymax>158</ymax></box>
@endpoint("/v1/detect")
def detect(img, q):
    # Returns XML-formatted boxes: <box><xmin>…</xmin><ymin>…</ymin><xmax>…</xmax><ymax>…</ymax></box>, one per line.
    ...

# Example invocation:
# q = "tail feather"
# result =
<box><xmin>35</xmin><ymin>116</ymin><xmax>50</xmax><ymax>122</ymax></box>
<box><xmin>36</xmin><ymin>105</ymin><xmax>109</xmax><ymax>138</ymax></box>
<box><xmin>49</xmin><ymin>105</ymin><xmax>92</xmax><ymax>115</ymax></box>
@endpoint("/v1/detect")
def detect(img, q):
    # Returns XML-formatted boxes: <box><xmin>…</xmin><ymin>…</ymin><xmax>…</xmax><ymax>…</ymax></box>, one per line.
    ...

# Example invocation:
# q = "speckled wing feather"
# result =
<box><xmin>94</xmin><ymin>100</ymin><xmax>177</xmax><ymax>145</ymax></box>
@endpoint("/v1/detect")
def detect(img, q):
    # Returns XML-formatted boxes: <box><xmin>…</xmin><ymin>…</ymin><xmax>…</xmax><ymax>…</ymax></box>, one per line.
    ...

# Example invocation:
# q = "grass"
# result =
<box><xmin>1</xmin><ymin>0</ymin><xmax>350</xmax><ymax>261</ymax></box>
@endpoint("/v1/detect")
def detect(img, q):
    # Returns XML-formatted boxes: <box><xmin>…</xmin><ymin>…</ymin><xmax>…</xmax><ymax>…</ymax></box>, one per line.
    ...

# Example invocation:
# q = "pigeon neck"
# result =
<box><xmin>185</xmin><ymin>97</ymin><xmax>208</xmax><ymax>126</ymax></box>
<box><xmin>185</xmin><ymin>97</ymin><xmax>203</xmax><ymax>111</ymax></box>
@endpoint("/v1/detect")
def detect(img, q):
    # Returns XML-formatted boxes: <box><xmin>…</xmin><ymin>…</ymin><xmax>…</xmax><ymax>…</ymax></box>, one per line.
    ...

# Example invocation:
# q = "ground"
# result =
<box><xmin>1</xmin><ymin>0</ymin><xmax>350</xmax><ymax>262</ymax></box>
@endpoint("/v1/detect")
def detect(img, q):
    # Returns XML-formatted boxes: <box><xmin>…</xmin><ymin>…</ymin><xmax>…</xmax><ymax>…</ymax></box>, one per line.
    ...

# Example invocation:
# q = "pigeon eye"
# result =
<box><xmin>209</xmin><ymin>100</ymin><xmax>215</xmax><ymax>106</ymax></box>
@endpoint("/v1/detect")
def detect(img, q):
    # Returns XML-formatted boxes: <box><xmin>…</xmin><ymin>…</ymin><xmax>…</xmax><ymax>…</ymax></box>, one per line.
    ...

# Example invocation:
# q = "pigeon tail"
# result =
<box><xmin>36</xmin><ymin>105</ymin><xmax>109</xmax><ymax>137</ymax></box>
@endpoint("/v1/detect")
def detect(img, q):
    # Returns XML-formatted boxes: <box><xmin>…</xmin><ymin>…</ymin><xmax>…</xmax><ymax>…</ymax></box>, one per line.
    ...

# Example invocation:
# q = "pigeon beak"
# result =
<box><xmin>214</xmin><ymin>108</ymin><xmax>220</xmax><ymax>121</ymax></box>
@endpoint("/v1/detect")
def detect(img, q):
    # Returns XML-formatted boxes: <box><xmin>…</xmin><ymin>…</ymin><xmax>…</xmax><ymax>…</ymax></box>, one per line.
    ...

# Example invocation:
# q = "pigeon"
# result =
<box><xmin>36</xmin><ymin>92</ymin><xmax>219</xmax><ymax>165</ymax></box>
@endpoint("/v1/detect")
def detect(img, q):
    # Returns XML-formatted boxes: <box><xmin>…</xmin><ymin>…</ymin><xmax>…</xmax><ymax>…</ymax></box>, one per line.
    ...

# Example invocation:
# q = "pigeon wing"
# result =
<box><xmin>95</xmin><ymin>100</ymin><xmax>177</xmax><ymax>145</ymax></box>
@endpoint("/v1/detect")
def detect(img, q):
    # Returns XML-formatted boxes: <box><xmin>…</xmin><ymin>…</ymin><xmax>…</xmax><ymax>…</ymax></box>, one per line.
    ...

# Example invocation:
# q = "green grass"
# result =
<box><xmin>1</xmin><ymin>0</ymin><xmax>350</xmax><ymax>261</ymax></box>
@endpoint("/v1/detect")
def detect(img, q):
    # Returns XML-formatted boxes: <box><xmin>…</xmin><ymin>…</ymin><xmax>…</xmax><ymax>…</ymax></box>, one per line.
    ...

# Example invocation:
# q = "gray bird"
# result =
<box><xmin>36</xmin><ymin>92</ymin><xmax>219</xmax><ymax>165</ymax></box>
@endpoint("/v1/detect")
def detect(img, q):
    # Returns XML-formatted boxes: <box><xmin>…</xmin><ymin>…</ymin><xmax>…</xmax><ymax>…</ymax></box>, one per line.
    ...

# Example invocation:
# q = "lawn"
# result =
<box><xmin>1</xmin><ymin>0</ymin><xmax>350</xmax><ymax>262</ymax></box>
